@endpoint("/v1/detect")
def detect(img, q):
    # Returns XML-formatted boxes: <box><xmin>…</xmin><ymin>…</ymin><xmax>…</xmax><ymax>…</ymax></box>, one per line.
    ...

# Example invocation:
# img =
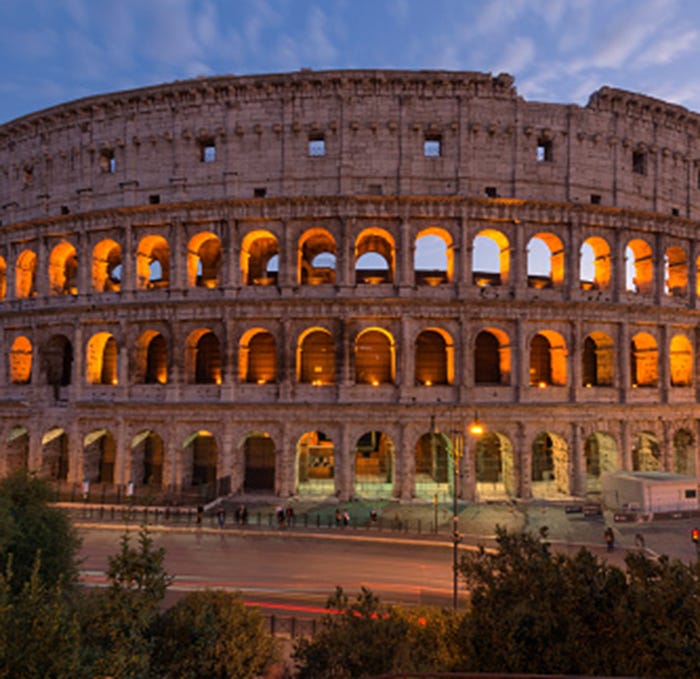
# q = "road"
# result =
<box><xmin>79</xmin><ymin>526</ymin><xmax>460</xmax><ymax>615</ymax></box>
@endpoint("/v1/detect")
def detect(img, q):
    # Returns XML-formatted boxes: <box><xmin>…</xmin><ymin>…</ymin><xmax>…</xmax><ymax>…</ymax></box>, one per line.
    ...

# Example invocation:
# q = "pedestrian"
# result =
<box><xmin>343</xmin><ymin>510</ymin><xmax>350</xmax><ymax>527</ymax></box>
<box><xmin>276</xmin><ymin>505</ymin><xmax>285</xmax><ymax>528</ymax></box>
<box><xmin>635</xmin><ymin>532</ymin><xmax>645</xmax><ymax>549</ymax></box>
<box><xmin>335</xmin><ymin>508</ymin><xmax>342</xmax><ymax>526</ymax></box>
<box><xmin>240</xmin><ymin>504</ymin><xmax>248</xmax><ymax>524</ymax></box>
<box><xmin>285</xmin><ymin>506</ymin><xmax>295</xmax><ymax>527</ymax></box>
<box><xmin>217</xmin><ymin>507</ymin><xmax>225</xmax><ymax>528</ymax></box>
<box><xmin>370</xmin><ymin>508</ymin><xmax>378</xmax><ymax>524</ymax></box>
<box><xmin>604</xmin><ymin>526</ymin><xmax>614</xmax><ymax>552</ymax></box>
<box><xmin>196</xmin><ymin>504</ymin><xmax>204</xmax><ymax>525</ymax></box>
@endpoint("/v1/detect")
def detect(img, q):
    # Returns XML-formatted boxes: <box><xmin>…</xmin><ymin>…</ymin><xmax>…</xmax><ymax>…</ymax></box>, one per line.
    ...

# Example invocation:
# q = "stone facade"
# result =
<box><xmin>0</xmin><ymin>69</ymin><xmax>698</xmax><ymax>504</ymax></box>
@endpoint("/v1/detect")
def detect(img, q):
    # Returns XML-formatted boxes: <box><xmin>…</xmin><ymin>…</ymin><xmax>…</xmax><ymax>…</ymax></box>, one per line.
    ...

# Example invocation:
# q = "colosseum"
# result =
<box><xmin>0</xmin><ymin>68</ymin><xmax>698</xmax><ymax>506</ymax></box>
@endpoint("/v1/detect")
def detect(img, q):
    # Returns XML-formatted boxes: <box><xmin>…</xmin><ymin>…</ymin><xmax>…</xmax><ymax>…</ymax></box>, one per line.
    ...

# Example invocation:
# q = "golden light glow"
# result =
<box><xmin>424</xmin><ymin>380</ymin><xmax>432</xmax><ymax>386</ymax></box>
<box><xmin>538</xmin><ymin>381</ymin><xmax>547</xmax><ymax>388</ymax></box>
<box><xmin>371</xmin><ymin>379</ymin><xmax>380</xmax><ymax>386</ymax></box>
<box><xmin>469</xmin><ymin>421</ymin><xmax>485</xmax><ymax>437</ymax></box>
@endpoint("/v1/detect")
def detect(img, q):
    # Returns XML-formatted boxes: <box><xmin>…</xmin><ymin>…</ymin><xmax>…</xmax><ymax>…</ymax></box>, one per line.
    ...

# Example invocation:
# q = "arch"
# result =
<box><xmin>187</xmin><ymin>232</ymin><xmax>222</xmax><ymax>288</ymax></box>
<box><xmin>632</xmin><ymin>431</ymin><xmax>661</xmax><ymax>471</ymax></box>
<box><xmin>474</xmin><ymin>328</ymin><xmax>511</xmax><ymax>385</ymax></box>
<box><xmin>582</xmin><ymin>331</ymin><xmax>614</xmax><ymax>387</ymax></box>
<box><xmin>415</xmin><ymin>430</ymin><xmax>451</xmax><ymax>500</ymax></box>
<box><xmin>240</xmin><ymin>229</ymin><xmax>279</xmax><ymax>286</ymax></box>
<box><xmin>92</xmin><ymin>239</ymin><xmax>122</xmax><ymax>292</ymax></box>
<box><xmin>183</xmin><ymin>430</ymin><xmax>218</xmax><ymax>489</ymax></box>
<box><xmin>298</xmin><ymin>328</ymin><xmax>335</xmax><ymax>384</ymax></box>
<box><xmin>6</xmin><ymin>425</ymin><xmax>29</xmax><ymax>474</ymax></box>
<box><xmin>625</xmin><ymin>239</ymin><xmax>653</xmax><ymax>294</ymax></box>
<box><xmin>531</xmin><ymin>432</ymin><xmax>570</xmax><ymax>497</ymax></box>
<box><xmin>354</xmin><ymin>430</ymin><xmax>394</xmax><ymax>498</ymax></box>
<box><xmin>0</xmin><ymin>256</ymin><xmax>6</xmax><ymax>300</ymax></box>
<box><xmin>83</xmin><ymin>429</ymin><xmax>116</xmax><ymax>484</ymax></box>
<box><xmin>135</xmin><ymin>330</ymin><xmax>168</xmax><ymax>384</ymax></box>
<box><xmin>669</xmin><ymin>333</ymin><xmax>693</xmax><ymax>386</ymax></box>
<box><xmin>355</xmin><ymin>227</ymin><xmax>395</xmax><ymax>284</ymax></box>
<box><xmin>473</xmin><ymin>229</ymin><xmax>510</xmax><ymax>287</ymax></box>
<box><xmin>529</xmin><ymin>330</ymin><xmax>566</xmax><ymax>386</ymax></box>
<box><xmin>475</xmin><ymin>431</ymin><xmax>515</xmax><ymax>499</ymax></box>
<box><xmin>355</xmin><ymin>328</ymin><xmax>395</xmax><ymax>385</ymax></box>
<box><xmin>42</xmin><ymin>334</ymin><xmax>73</xmax><ymax>393</ymax></box>
<box><xmin>242</xmin><ymin>431</ymin><xmax>275</xmax><ymax>492</ymax></box>
<box><xmin>184</xmin><ymin>329</ymin><xmax>222</xmax><ymax>384</ymax></box>
<box><xmin>41</xmin><ymin>427</ymin><xmax>69</xmax><ymax>481</ymax></box>
<box><xmin>527</xmin><ymin>232</ymin><xmax>564</xmax><ymax>289</ymax></box>
<box><xmin>239</xmin><ymin>328</ymin><xmax>277</xmax><ymax>384</ymax></box>
<box><xmin>85</xmin><ymin>332</ymin><xmax>118</xmax><ymax>385</ymax></box>
<box><xmin>131</xmin><ymin>430</ymin><xmax>164</xmax><ymax>487</ymax></box>
<box><xmin>297</xmin><ymin>430</ymin><xmax>335</xmax><ymax>496</ymax></box>
<box><xmin>298</xmin><ymin>228</ymin><xmax>336</xmax><ymax>285</ymax></box>
<box><xmin>414</xmin><ymin>228</ymin><xmax>453</xmax><ymax>286</ymax></box>
<box><xmin>579</xmin><ymin>236</ymin><xmax>611</xmax><ymax>291</ymax></box>
<box><xmin>15</xmin><ymin>249</ymin><xmax>37</xmax><ymax>298</ymax></box>
<box><xmin>630</xmin><ymin>332</ymin><xmax>658</xmax><ymax>387</ymax></box>
<box><xmin>673</xmin><ymin>428</ymin><xmax>695</xmax><ymax>475</ymax></box>
<box><xmin>415</xmin><ymin>328</ymin><xmax>453</xmax><ymax>386</ymax></box>
<box><xmin>584</xmin><ymin>432</ymin><xmax>618</xmax><ymax>494</ymax></box>
<box><xmin>664</xmin><ymin>245</ymin><xmax>688</xmax><ymax>297</ymax></box>
<box><xmin>136</xmin><ymin>235</ymin><xmax>170</xmax><ymax>290</ymax></box>
<box><xmin>9</xmin><ymin>336</ymin><xmax>32</xmax><ymax>384</ymax></box>
<box><xmin>48</xmin><ymin>240</ymin><xmax>78</xmax><ymax>296</ymax></box>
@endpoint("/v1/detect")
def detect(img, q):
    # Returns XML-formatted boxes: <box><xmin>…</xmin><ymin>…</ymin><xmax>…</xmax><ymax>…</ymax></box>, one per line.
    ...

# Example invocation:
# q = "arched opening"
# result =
<box><xmin>664</xmin><ymin>245</ymin><xmax>688</xmax><ymax>297</ymax></box>
<box><xmin>297</xmin><ymin>430</ymin><xmax>335</xmax><ymax>496</ymax></box>
<box><xmin>630</xmin><ymin>332</ymin><xmax>658</xmax><ymax>387</ymax></box>
<box><xmin>136</xmin><ymin>331</ymin><xmax>168</xmax><ymax>384</ymax></box>
<box><xmin>239</xmin><ymin>329</ymin><xmax>277</xmax><ymax>384</ymax></box>
<box><xmin>183</xmin><ymin>430</ymin><xmax>218</xmax><ymax>489</ymax></box>
<box><xmin>669</xmin><ymin>333</ymin><xmax>693</xmax><ymax>386</ymax></box>
<box><xmin>579</xmin><ymin>236</ymin><xmax>611</xmax><ymax>291</ymax></box>
<box><xmin>187</xmin><ymin>232</ymin><xmax>222</xmax><ymax>288</ymax></box>
<box><xmin>527</xmin><ymin>233</ymin><xmax>564</xmax><ymax>289</ymax></box>
<box><xmin>584</xmin><ymin>432</ymin><xmax>618</xmax><ymax>494</ymax></box>
<box><xmin>9</xmin><ymin>336</ymin><xmax>32</xmax><ymax>384</ymax></box>
<box><xmin>355</xmin><ymin>329</ymin><xmax>394</xmax><ymax>385</ymax></box>
<box><xmin>673</xmin><ymin>428</ymin><xmax>695</xmax><ymax>475</ymax></box>
<box><xmin>355</xmin><ymin>228</ymin><xmax>394</xmax><ymax>284</ymax></box>
<box><xmin>136</xmin><ymin>235</ymin><xmax>170</xmax><ymax>290</ymax></box>
<box><xmin>131</xmin><ymin>430</ymin><xmax>164</xmax><ymax>487</ymax></box>
<box><xmin>85</xmin><ymin>332</ymin><xmax>118</xmax><ymax>385</ymax></box>
<box><xmin>0</xmin><ymin>256</ymin><xmax>6</xmax><ymax>300</ymax></box>
<box><xmin>299</xmin><ymin>229</ymin><xmax>336</xmax><ymax>285</ymax></box>
<box><xmin>474</xmin><ymin>328</ymin><xmax>511</xmax><ymax>385</ymax></box>
<box><xmin>473</xmin><ymin>229</ymin><xmax>510</xmax><ymax>287</ymax></box>
<box><xmin>415</xmin><ymin>329</ymin><xmax>452</xmax><ymax>386</ymax></box>
<box><xmin>529</xmin><ymin>331</ymin><xmax>566</xmax><ymax>387</ymax></box>
<box><xmin>298</xmin><ymin>329</ymin><xmax>335</xmax><ymax>384</ymax></box>
<box><xmin>414</xmin><ymin>229</ymin><xmax>452</xmax><ymax>286</ymax></box>
<box><xmin>42</xmin><ymin>427</ymin><xmax>69</xmax><ymax>481</ymax></box>
<box><xmin>531</xmin><ymin>432</ymin><xmax>570</xmax><ymax>497</ymax></box>
<box><xmin>475</xmin><ymin>431</ymin><xmax>515</xmax><ymax>499</ymax></box>
<box><xmin>242</xmin><ymin>432</ymin><xmax>275</xmax><ymax>492</ymax></box>
<box><xmin>6</xmin><ymin>426</ymin><xmax>29</xmax><ymax>474</ymax></box>
<box><xmin>83</xmin><ymin>429</ymin><xmax>116</xmax><ymax>484</ymax></box>
<box><xmin>625</xmin><ymin>239</ymin><xmax>653</xmax><ymax>294</ymax></box>
<box><xmin>42</xmin><ymin>334</ymin><xmax>73</xmax><ymax>398</ymax></box>
<box><xmin>92</xmin><ymin>239</ymin><xmax>122</xmax><ymax>292</ymax></box>
<box><xmin>354</xmin><ymin>430</ymin><xmax>394</xmax><ymax>498</ymax></box>
<box><xmin>185</xmin><ymin>330</ymin><xmax>221</xmax><ymax>384</ymax></box>
<box><xmin>415</xmin><ymin>430</ymin><xmax>451</xmax><ymax>500</ymax></box>
<box><xmin>632</xmin><ymin>431</ymin><xmax>661</xmax><ymax>471</ymax></box>
<box><xmin>582</xmin><ymin>332</ymin><xmax>614</xmax><ymax>387</ymax></box>
<box><xmin>48</xmin><ymin>241</ymin><xmax>78</xmax><ymax>296</ymax></box>
<box><xmin>240</xmin><ymin>230</ymin><xmax>279</xmax><ymax>286</ymax></box>
<box><xmin>15</xmin><ymin>249</ymin><xmax>37</xmax><ymax>298</ymax></box>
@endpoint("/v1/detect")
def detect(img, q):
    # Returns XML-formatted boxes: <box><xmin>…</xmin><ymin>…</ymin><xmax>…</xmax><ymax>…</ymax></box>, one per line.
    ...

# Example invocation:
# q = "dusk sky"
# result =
<box><xmin>1</xmin><ymin>0</ymin><xmax>700</xmax><ymax>125</ymax></box>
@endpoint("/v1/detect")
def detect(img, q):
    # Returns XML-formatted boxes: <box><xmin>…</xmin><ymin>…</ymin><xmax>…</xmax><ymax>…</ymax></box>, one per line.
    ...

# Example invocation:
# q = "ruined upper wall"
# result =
<box><xmin>1</xmin><ymin>69</ymin><xmax>699</xmax><ymax>225</ymax></box>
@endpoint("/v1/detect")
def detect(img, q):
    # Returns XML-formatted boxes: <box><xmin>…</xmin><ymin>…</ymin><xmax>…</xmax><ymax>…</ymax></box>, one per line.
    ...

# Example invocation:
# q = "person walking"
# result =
<box><xmin>604</xmin><ymin>526</ymin><xmax>615</xmax><ymax>552</ymax></box>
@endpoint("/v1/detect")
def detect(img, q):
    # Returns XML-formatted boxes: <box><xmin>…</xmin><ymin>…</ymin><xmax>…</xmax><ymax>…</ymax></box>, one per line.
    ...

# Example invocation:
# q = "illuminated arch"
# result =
<box><xmin>355</xmin><ymin>227</ymin><xmax>395</xmax><ymax>284</ymax></box>
<box><xmin>187</xmin><ymin>232</ymin><xmax>222</xmax><ymax>288</ymax></box>
<box><xmin>625</xmin><ymin>239</ymin><xmax>653</xmax><ymax>294</ymax></box>
<box><xmin>298</xmin><ymin>328</ymin><xmax>335</xmax><ymax>384</ymax></box>
<box><xmin>665</xmin><ymin>245</ymin><xmax>688</xmax><ymax>297</ymax></box>
<box><xmin>531</xmin><ymin>431</ymin><xmax>569</xmax><ymax>497</ymax></box>
<box><xmin>135</xmin><ymin>330</ymin><xmax>168</xmax><ymax>384</ymax></box>
<box><xmin>415</xmin><ymin>430</ymin><xmax>450</xmax><ymax>499</ymax></box>
<box><xmin>632</xmin><ymin>431</ymin><xmax>661</xmax><ymax>471</ymax></box>
<box><xmin>579</xmin><ymin>236</ymin><xmax>611</xmax><ymax>291</ymax></box>
<box><xmin>85</xmin><ymin>332</ymin><xmax>118</xmax><ymax>385</ymax></box>
<box><xmin>354</xmin><ymin>430</ymin><xmax>395</xmax><ymax>497</ymax></box>
<box><xmin>584</xmin><ymin>432</ymin><xmax>618</xmax><ymax>493</ymax></box>
<box><xmin>582</xmin><ymin>331</ymin><xmax>615</xmax><ymax>387</ymax></box>
<box><xmin>131</xmin><ymin>430</ymin><xmax>164</xmax><ymax>486</ymax></box>
<box><xmin>297</xmin><ymin>430</ymin><xmax>335</xmax><ymax>495</ymax></box>
<box><xmin>474</xmin><ymin>328</ymin><xmax>511</xmax><ymax>385</ymax></box>
<box><xmin>0</xmin><ymin>256</ymin><xmax>6</xmax><ymax>300</ymax></box>
<box><xmin>415</xmin><ymin>328</ymin><xmax>453</xmax><ymax>385</ymax></box>
<box><xmin>15</xmin><ymin>249</ymin><xmax>37</xmax><ymax>298</ymax></box>
<box><xmin>240</xmin><ymin>229</ymin><xmax>279</xmax><ymax>286</ymax></box>
<box><xmin>9</xmin><ymin>336</ymin><xmax>32</xmax><ymax>384</ymax></box>
<box><xmin>92</xmin><ymin>239</ymin><xmax>122</xmax><ymax>292</ymax></box>
<box><xmin>41</xmin><ymin>426</ymin><xmax>69</xmax><ymax>481</ymax></box>
<box><xmin>473</xmin><ymin>229</ymin><xmax>510</xmax><ymax>287</ymax></box>
<box><xmin>136</xmin><ymin>235</ymin><xmax>170</xmax><ymax>290</ymax></box>
<box><xmin>48</xmin><ymin>240</ymin><xmax>78</xmax><ymax>296</ymax></box>
<box><xmin>475</xmin><ymin>431</ymin><xmax>515</xmax><ymax>499</ymax></box>
<box><xmin>673</xmin><ymin>428</ymin><xmax>695</xmax><ymax>475</ymax></box>
<box><xmin>527</xmin><ymin>232</ymin><xmax>564</xmax><ymax>289</ymax></box>
<box><xmin>298</xmin><ymin>228</ymin><xmax>336</xmax><ymax>285</ymax></box>
<box><xmin>239</xmin><ymin>328</ymin><xmax>277</xmax><ymax>384</ymax></box>
<box><xmin>414</xmin><ymin>227</ymin><xmax>453</xmax><ymax>285</ymax></box>
<box><xmin>529</xmin><ymin>330</ymin><xmax>567</xmax><ymax>386</ymax></box>
<box><xmin>669</xmin><ymin>333</ymin><xmax>693</xmax><ymax>387</ymax></box>
<box><xmin>184</xmin><ymin>329</ymin><xmax>221</xmax><ymax>384</ymax></box>
<box><xmin>355</xmin><ymin>328</ymin><xmax>395</xmax><ymax>385</ymax></box>
<box><xmin>630</xmin><ymin>332</ymin><xmax>658</xmax><ymax>387</ymax></box>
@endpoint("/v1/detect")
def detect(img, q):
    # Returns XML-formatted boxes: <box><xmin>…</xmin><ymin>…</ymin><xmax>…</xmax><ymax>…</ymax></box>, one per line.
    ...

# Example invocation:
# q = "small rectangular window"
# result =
<box><xmin>308</xmin><ymin>134</ymin><xmax>325</xmax><ymax>157</ymax></box>
<box><xmin>537</xmin><ymin>139</ymin><xmax>553</xmax><ymax>162</ymax></box>
<box><xmin>368</xmin><ymin>184</ymin><xmax>383</xmax><ymax>196</ymax></box>
<box><xmin>672</xmin><ymin>207</ymin><xmax>680</xmax><ymax>217</ymax></box>
<box><xmin>424</xmin><ymin>134</ymin><xmax>442</xmax><ymax>157</ymax></box>
<box><xmin>201</xmin><ymin>142</ymin><xmax>216</xmax><ymax>163</ymax></box>
<box><xmin>100</xmin><ymin>150</ymin><xmax>116</xmax><ymax>173</ymax></box>
<box><xmin>590</xmin><ymin>194</ymin><xmax>601</xmax><ymax>205</ymax></box>
<box><xmin>633</xmin><ymin>150</ymin><xmax>647</xmax><ymax>175</ymax></box>
<box><xmin>149</xmin><ymin>194</ymin><xmax>160</xmax><ymax>205</ymax></box>
<box><xmin>685</xmin><ymin>489</ymin><xmax>697</xmax><ymax>499</ymax></box>
<box><xmin>60</xmin><ymin>205</ymin><xmax>70</xmax><ymax>215</ymax></box>
<box><xmin>253</xmin><ymin>187</ymin><xmax>267</xmax><ymax>198</ymax></box>
<box><xmin>485</xmin><ymin>186</ymin><xmax>498</xmax><ymax>198</ymax></box>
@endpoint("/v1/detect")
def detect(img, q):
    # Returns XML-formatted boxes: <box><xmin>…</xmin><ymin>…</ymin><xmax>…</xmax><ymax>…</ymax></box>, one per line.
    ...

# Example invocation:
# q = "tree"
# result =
<box><xmin>153</xmin><ymin>590</ymin><xmax>278</xmax><ymax>679</ymax></box>
<box><xmin>0</xmin><ymin>470</ymin><xmax>81</xmax><ymax>594</ymax></box>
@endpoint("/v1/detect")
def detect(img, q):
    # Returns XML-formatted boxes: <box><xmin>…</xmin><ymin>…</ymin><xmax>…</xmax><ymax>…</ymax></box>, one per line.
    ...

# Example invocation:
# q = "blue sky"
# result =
<box><xmin>1</xmin><ymin>0</ymin><xmax>700</xmax><ymax>125</ymax></box>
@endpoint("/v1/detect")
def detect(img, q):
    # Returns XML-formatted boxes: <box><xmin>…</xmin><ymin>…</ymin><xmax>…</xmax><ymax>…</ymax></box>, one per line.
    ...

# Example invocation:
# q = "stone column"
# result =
<box><xmin>398</xmin><ymin>219</ymin><xmax>413</xmax><ymax>291</ymax></box>
<box><xmin>338</xmin><ymin>424</ymin><xmax>353</xmax><ymax>501</ymax></box>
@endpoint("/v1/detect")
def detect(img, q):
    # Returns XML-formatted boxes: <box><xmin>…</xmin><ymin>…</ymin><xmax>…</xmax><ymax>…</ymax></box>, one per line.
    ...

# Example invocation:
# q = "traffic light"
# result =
<box><xmin>691</xmin><ymin>527</ymin><xmax>699</xmax><ymax>544</ymax></box>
